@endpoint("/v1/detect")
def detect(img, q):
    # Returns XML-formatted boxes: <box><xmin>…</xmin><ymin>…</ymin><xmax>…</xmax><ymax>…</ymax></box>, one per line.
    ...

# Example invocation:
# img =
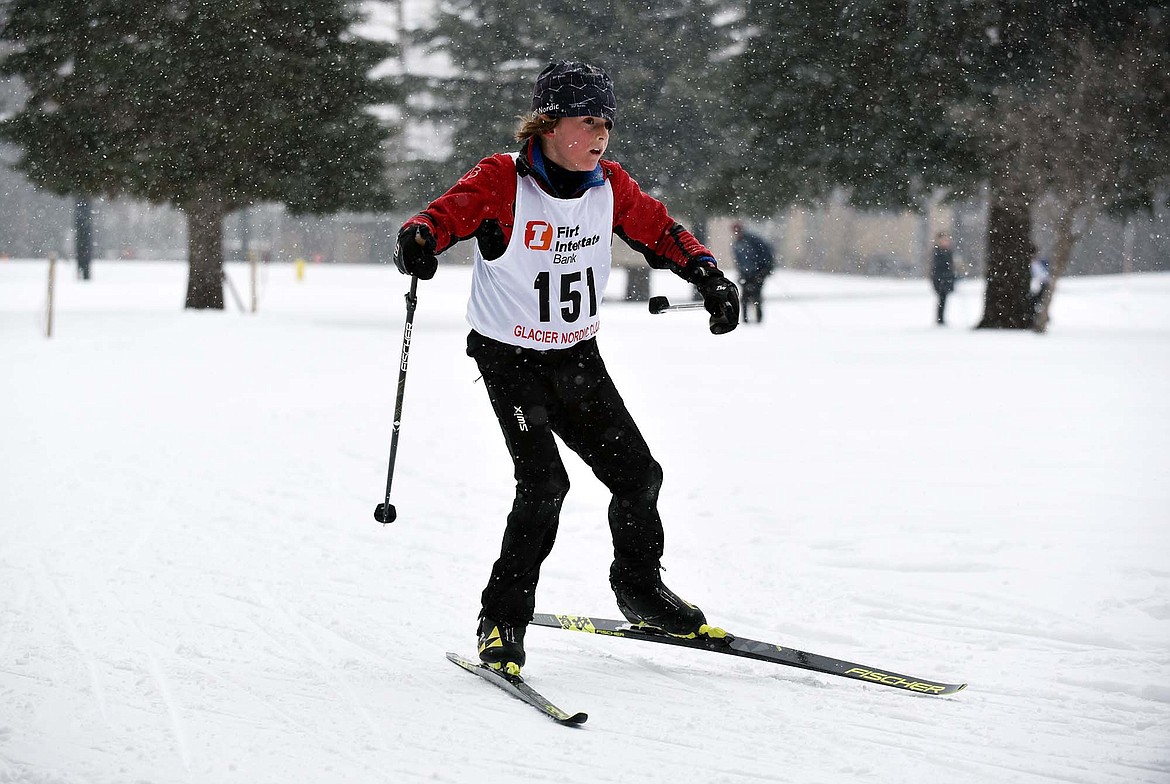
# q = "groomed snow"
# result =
<box><xmin>1</xmin><ymin>259</ymin><xmax>1168</xmax><ymax>783</ymax></box>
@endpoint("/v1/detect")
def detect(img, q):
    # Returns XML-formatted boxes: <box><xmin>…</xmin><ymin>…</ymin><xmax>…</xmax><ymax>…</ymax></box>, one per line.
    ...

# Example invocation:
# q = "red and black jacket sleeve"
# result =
<box><xmin>401</xmin><ymin>153</ymin><xmax>519</xmax><ymax>259</ymax></box>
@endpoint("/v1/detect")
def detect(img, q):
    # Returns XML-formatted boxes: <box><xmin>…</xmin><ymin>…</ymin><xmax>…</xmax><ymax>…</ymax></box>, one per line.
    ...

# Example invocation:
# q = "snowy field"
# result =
<box><xmin>1</xmin><ymin>258</ymin><xmax>1168</xmax><ymax>784</ymax></box>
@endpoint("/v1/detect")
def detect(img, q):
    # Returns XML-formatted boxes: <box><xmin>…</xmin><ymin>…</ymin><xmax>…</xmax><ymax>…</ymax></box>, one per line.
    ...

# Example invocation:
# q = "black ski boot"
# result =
<box><xmin>610</xmin><ymin>566</ymin><xmax>724</xmax><ymax>639</ymax></box>
<box><xmin>477</xmin><ymin>615</ymin><xmax>526</xmax><ymax>676</ymax></box>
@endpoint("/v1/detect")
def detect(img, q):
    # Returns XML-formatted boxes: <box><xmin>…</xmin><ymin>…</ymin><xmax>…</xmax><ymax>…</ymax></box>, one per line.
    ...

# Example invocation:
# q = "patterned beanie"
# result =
<box><xmin>531</xmin><ymin>60</ymin><xmax>617</xmax><ymax>124</ymax></box>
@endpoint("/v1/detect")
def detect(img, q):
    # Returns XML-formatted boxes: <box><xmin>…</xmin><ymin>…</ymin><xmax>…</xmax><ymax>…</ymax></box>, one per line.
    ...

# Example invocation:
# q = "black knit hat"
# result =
<box><xmin>531</xmin><ymin>60</ymin><xmax>617</xmax><ymax>124</ymax></box>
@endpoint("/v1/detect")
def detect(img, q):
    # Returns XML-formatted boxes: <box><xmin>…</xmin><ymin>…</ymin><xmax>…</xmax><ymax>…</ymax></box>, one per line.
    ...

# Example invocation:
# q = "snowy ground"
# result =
<box><xmin>1</xmin><ymin>258</ymin><xmax>1168</xmax><ymax>784</ymax></box>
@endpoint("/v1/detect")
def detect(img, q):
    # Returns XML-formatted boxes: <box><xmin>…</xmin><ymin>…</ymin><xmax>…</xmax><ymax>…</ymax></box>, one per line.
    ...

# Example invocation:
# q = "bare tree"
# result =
<box><xmin>1003</xmin><ymin>27</ymin><xmax>1169</xmax><ymax>332</ymax></box>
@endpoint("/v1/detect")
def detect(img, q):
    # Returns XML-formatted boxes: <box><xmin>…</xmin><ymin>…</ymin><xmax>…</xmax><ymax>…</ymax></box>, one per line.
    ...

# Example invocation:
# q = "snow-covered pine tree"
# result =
<box><xmin>728</xmin><ymin>0</ymin><xmax>1165</xmax><ymax>329</ymax></box>
<box><xmin>404</xmin><ymin>0</ymin><xmax>737</xmax><ymax>227</ymax></box>
<box><xmin>0</xmin><ymin>0</ymin><xmax>398</xmax><ymax>308</ymax></box>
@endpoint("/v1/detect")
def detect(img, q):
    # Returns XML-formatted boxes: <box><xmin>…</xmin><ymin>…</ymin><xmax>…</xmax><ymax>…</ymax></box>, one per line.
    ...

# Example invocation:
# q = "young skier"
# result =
<box><xmin>393</xmin><ymin>60</ymin><xmax>739</xmax><ymax>676</ymax></box>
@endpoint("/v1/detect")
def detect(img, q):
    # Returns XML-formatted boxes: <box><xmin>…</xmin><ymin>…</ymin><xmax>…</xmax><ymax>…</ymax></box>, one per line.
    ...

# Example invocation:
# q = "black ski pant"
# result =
<box><xmin>467</xmin><ymin>332</ymin><xmax>665</xmax><ymax>626</ymax></box>
<box><xmin>935</xmin><ymin>289</ymin><xmax>950</xmax><ymax>324</ymax></box>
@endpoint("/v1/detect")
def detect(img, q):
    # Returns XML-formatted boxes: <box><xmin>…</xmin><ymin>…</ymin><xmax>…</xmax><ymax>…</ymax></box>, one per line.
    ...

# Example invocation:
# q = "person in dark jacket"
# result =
<box><xmin>393</xmin><ymin>60</ymin><xmax>738</xmax><ymax>676</ymax></box>
<box><xmin>931</xmin><ymin>232</ymin><xmax>956</xmax><ymax>325</ymax></box>
<box><xmin>732</xmin><ymin>222</ymin><xmax>775</xmax><ymax>324</ymax></box>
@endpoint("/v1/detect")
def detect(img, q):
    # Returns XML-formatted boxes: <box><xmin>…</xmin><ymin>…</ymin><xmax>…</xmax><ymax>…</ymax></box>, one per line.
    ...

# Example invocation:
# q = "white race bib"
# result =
<box><xmin>467</xmin><ymin>169</ymin><xmax>613</xmax><ymax>350</ymax></box>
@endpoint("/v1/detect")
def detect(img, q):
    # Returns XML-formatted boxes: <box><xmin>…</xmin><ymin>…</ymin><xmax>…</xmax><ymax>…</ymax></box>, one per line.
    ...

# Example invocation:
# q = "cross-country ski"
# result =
<box><xmin>446</xmin><ymin>652</ymin><xmax>588</xmax><ymax>726</ymax></box>
<box><xmin>531</xmin><ymin>613</ymin><xmax>966</xmax><ymax>696</ymax></box>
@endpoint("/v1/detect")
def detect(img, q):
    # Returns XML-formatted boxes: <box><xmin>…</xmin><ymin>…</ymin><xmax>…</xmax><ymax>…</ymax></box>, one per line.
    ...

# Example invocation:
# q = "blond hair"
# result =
<box><xmin>514</xmin><ymin>112</ymin><xmax>559</xmax><ymax>141</ymax></box>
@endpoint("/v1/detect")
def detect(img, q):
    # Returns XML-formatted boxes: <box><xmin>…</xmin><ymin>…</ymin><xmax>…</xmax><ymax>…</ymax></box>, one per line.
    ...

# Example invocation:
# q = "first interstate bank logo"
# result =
<box><xmin>524</xmin><ymin>221</ymin><xmax>554</xmax><ymax>251</ymax></box>
<box><xmin>523</xmin><ymin>220</ymin><xmax>600</xmax><ymax>263</ymax></box>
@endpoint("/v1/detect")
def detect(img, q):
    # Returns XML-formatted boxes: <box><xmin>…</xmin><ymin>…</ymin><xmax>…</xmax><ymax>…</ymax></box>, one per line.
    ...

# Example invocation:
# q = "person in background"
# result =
<box><xmin>1030</xmin><ymin>255</ymin><xmax>1052</xmax><ymax>320</ymax></box>
<box><xmin>930</xmin><ymin>232</ymin><xmax>956</xmax><ymax>325</ymax></box>
<box><xmin>732</xmin><ymin>222</ymin><xmax>775</xmax><ymax>324</ymax></box>
<box><xmin>392</xmin><ymin>60</ymin><xmax>739</xmax><ymax>677</ymax></box>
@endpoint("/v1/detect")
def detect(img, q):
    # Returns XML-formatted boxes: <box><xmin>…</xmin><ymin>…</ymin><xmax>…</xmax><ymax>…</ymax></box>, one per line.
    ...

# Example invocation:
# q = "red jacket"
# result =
<box><xmin>402</xmin><ymin>139</ymin><xmax>721</xmax><ymax>282</ymax></box>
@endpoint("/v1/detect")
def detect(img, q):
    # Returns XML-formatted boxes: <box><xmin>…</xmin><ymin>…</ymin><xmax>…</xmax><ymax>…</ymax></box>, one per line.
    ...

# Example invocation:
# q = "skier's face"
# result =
<box><xmin>540</xmin><ymin>116</ymin><xmax>610</xmax><ymax>172</ymax></box>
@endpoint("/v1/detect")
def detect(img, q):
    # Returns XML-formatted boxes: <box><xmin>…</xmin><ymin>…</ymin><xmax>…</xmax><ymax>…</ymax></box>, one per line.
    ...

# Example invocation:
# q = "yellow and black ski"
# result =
<box><xmin>446</xmin><ymin>652</ymin><xmax>588</xmax><ymax>725</ymax></box>
<box><xmin>530</xmin><ymin>613</ymin><xmax>966</xmax><ymax>697</ymax></box>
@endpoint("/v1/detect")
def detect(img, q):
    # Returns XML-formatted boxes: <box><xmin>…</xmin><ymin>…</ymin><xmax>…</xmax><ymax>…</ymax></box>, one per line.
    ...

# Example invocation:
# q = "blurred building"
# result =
<box><xmin>709</xmin><ymin>190</ymin><xmax>1168</xmax><ymax>280</ymax></box>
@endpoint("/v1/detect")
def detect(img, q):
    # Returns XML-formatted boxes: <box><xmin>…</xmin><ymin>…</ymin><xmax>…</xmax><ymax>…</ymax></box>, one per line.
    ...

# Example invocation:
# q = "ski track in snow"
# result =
<box><xmin>1</xmin><ymin>260</ymin><xmax>1169</xmax><ymax>784</ymax></box>
<box><xmin>32</xmin><ymin>557</ymin><xmax>111</xmax><ymax>724</ymax></box>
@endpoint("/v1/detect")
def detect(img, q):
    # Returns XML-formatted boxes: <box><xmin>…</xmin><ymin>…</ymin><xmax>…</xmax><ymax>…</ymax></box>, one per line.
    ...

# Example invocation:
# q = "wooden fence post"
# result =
<box><xmin>46</xmin><ymin>254</ymin><xmax>57</xmax><ymax>338</ymax></box>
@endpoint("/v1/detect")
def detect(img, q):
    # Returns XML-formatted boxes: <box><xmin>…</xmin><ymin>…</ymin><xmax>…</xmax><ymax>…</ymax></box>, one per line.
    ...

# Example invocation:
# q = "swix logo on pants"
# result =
<box><xmin>524</xmin><ymin>221</ymin><xmax>553</xmax><ymax>251</ymax></box>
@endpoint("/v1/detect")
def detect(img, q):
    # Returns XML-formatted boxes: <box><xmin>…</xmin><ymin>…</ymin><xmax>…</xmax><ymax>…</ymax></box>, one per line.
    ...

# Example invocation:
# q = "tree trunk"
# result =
<box><xmin>625</xmin><ymin>265</ymin><xmax>651</xmax><ymax>301</ymax></box>
<box><xmin>1032</xmin><ymin>275</ymin><xmax>1056</xmax><ymax>334</ymax></box>
<box><xmin>184</xmin><ymin>188</ymin><xmax>227</xmax><ymax>310</ymax></box>
<box><xmin>976</xmin><ymin>174</ymin><xmax>1034</xmax><ymax>329</ymax></box>
<box><xmin>1033</xmin><ymin>202</ymin><xmax>1082</xmax><ymax>334</ymax></box>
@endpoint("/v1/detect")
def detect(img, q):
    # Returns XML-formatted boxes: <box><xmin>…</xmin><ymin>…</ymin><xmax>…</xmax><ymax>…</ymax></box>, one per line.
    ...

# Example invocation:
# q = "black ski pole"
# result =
<box><xmin>374</xmin><ymin>275</ymin><xmax>419</xmax><ymax>524</ymax></box>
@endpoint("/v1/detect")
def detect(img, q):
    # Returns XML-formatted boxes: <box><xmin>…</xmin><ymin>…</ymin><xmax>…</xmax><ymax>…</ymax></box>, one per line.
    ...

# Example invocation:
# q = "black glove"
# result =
<box><xmin>394</xmin><ymin>224</ymin><xmax>438</xmax><ymax>280</ymax></box>
<box><xmin>695</xmin><ymin>275</ymin><xmax>740</xmax><ymax>335</ymax></box>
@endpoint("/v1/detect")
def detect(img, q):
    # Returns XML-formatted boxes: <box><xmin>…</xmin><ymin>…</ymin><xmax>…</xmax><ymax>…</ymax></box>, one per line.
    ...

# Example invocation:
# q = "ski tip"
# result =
<box><xmin>446</xmin><ymin>651</ymin><xmax>589</xmax><ymax>725</ymax></box>
<box><xmin>924</xmin><ymin>681</ymin><xmax>966</xmax><ymax>696</ymax></box>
